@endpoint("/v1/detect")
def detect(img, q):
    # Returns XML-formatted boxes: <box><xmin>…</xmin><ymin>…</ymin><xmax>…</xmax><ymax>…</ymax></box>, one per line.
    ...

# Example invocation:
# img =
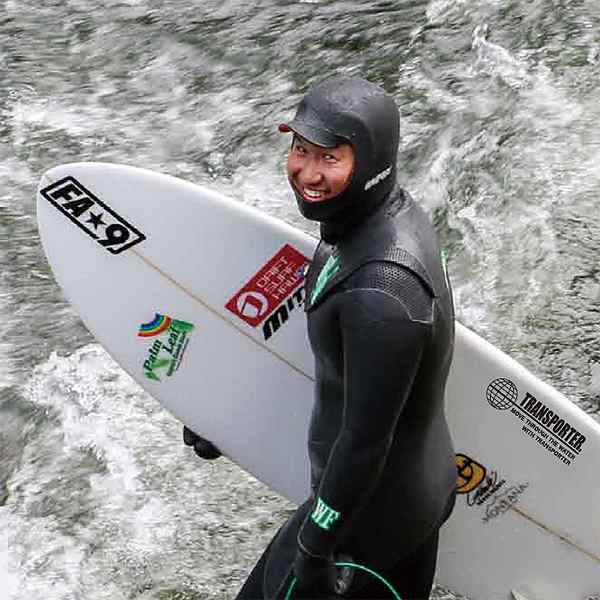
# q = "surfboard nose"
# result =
<box><xmin>38</xmin><ymin>164</ymin><xmax>75</xmax><ymax>192</ymax></box>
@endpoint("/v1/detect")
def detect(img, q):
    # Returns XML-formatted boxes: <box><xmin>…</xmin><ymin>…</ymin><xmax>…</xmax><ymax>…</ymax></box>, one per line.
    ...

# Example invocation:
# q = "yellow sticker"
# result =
<box><xmin>455</xmin><ymin>454</ymin><xmax>487</xmax><ymax>494</ymax></box>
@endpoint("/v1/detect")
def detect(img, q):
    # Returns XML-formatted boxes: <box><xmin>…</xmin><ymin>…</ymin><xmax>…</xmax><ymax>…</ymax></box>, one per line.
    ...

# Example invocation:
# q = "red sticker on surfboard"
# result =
<box><xmin>225</xmin><ymin>244</ymin><xmax>310</xmax><ymax>327</ymax></box>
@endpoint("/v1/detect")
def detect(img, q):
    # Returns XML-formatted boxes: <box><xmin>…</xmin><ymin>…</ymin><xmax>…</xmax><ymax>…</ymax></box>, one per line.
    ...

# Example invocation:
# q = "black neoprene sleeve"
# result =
<box><xmin>298</xmin><ymin>288</ymin><xmax>431</xmax><ymax>556</ymax></box>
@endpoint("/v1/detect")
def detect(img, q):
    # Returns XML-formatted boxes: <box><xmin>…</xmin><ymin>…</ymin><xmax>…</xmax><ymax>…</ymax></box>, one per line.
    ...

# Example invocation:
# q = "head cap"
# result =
<box><xmin>280</xmin><ymin>76</ymin><xmax>400</xmax><ymax>224</ymax></box>
<box><xmin>278</xmin><ymin>104</ymin><xmax>342</xmax><ymax>148</ymax></box>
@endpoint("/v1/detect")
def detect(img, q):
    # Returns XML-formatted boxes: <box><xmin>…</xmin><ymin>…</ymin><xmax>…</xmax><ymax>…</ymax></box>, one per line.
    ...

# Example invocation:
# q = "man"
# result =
<box><xmin>185</xmin><ymin>76</ymin><xmax>457</xmax><ymax>599</ymax></box>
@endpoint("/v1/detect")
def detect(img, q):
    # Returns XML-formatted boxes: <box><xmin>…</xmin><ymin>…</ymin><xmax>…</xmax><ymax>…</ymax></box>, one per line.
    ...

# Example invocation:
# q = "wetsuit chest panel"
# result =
<box><xmin>306</xmin><ymin>293</ymin><xmax>344</xmax><ymax>384</ymax></box>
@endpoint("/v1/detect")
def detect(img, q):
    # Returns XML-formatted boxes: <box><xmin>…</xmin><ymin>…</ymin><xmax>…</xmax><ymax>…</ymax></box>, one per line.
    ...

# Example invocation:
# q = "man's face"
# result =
<box><xmin>287</xmin><ymin>135</ymin><xmax>354</xmax><ymax>203</ymax></box>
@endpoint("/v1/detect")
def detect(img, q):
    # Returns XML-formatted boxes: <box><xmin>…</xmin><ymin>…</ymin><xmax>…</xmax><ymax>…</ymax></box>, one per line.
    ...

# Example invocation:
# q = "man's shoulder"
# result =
<box><xmin>341</xmin><ymin>261</ymin><xmax>434</xmax><ymax>323</ymax></box>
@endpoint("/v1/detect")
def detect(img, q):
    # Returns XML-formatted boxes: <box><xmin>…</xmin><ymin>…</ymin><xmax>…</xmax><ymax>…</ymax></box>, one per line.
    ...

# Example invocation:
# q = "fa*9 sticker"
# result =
<box><xmin>40</xmin><ymin>175</ymin><xmax>146</xmax><ymax>254</ymax></box>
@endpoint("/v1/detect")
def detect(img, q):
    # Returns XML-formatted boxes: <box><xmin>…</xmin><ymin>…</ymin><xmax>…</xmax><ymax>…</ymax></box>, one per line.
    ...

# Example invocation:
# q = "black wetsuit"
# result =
<box><xmin>236</xmin><ymin>187</ymin><xmax>456</xmax><ymax>600</ymax></box>
<box><xmin>235</xmin><ymin>76</ymin><xmax>456</xmax><ymax>599</ymax></box>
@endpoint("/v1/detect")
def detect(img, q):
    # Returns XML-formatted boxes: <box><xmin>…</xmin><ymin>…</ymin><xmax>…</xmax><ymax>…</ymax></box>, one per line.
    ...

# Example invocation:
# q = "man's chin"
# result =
<box><xmin>303</xmin><ymin>195</ymin><xmax>330</xmax><ymax>204</ymax></box>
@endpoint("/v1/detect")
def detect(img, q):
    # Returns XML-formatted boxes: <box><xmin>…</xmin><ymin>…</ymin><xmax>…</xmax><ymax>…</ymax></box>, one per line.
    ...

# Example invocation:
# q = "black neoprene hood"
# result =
<box><xmin>280</xmin><ymin>76</ymin><xmax>400</xmax><ymax>223</ymax></box>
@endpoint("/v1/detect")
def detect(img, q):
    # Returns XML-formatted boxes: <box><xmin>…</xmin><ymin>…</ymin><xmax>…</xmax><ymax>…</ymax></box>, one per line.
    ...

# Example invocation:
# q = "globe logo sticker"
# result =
<box><xmin>486</xmin><ymin>378</ymin><xmax>518</xmax><ymax>411</ymax></box>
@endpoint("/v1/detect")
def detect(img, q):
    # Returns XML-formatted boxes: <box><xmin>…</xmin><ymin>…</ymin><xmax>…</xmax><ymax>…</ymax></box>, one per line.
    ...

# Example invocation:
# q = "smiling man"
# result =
<box><xmin>234</xmin><ymin>77</ymin><xmax>458</xmax><ymax>599</ymax></box>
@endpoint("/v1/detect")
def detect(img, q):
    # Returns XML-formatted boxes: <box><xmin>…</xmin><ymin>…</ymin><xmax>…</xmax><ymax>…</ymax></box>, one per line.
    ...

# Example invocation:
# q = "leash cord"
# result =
<box><xmin>283</xmin><ymin>561</ymin><xmax>402</xmax><ymax>599</ymax></box>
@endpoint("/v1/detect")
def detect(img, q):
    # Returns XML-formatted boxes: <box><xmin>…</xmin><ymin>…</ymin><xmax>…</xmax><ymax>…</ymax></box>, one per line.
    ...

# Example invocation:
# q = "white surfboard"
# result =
<box><xmin>36</xmin><ymin>163</ymin><xmax>600</xmax><ymax>600</ymax></box>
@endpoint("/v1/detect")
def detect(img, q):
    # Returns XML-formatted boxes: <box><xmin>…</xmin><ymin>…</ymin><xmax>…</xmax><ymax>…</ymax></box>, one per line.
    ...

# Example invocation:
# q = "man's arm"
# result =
<box><xmin>298</xmin><ymin>280</ymin><xmax>432</xmax><ymax>557</ymax></box>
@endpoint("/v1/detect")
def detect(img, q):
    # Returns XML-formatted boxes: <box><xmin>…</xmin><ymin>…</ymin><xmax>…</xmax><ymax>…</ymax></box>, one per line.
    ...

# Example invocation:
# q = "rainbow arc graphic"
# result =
<box><xmin>138</xmin><ymin>313</ymin><xmax>172</xmax><ymax>337</ymax></box>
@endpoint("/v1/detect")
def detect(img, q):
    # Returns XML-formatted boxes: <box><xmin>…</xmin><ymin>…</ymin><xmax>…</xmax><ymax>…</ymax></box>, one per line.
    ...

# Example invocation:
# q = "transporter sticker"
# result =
<box><xmin>455</xmin><ymin>454</ymin><xmax>529</xmax><ymax>524</ymax></box>
<box><xmin>225</xmin><ymin>244</ymin><xmax>310</xmax><ymax>342</ymax></box>
<box><xmin>40</xmin><ymin>175</ymin><xmax>146</xmax><ymax>254</ymax></box>
<box><xmin>138</xmin><ymin>313</ymin><xmax>195</xmax><ymax>382</ymax></box>
<box><xmin>486</xmin><ymin>378</ymin><xmax>586</xmax><ymax>466</ymax></box>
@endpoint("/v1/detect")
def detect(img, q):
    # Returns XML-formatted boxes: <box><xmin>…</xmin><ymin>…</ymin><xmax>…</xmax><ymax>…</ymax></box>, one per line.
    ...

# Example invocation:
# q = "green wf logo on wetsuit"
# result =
<box><xmin>311</xmin><ymin>497</ymin><xmax>341</xmax><ymax>531</ymax></box>
<box><xmin>310</xmin><ymin>254</ymin><xmax>341</xmax><ymax>306</ymax></box>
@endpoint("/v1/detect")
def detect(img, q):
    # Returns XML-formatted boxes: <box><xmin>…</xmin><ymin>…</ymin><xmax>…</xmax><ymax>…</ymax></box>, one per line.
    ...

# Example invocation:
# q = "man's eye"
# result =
<box><xmin>324</xmin><ymin>154</ymin><xmax>338</xmax><ymax>162</ymax></box>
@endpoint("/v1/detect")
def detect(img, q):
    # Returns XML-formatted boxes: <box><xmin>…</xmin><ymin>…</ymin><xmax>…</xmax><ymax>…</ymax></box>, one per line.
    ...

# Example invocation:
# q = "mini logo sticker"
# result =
<box><xmin>364</xmin><ymin>165</ymin><xmax>392</xmax><ymax>191</ymax></box>
<box><xmin>456</xmin><ymin>454</ymin><xmax>487</xmax><ymax>494</ymax></box>
<box><xmin>234</xmin><ymin>291</ymin><xmax>270</xmax><ymax>322</ymax></box>
<box><xmin>298</xmin><ymin>263</ymin><xmax>310</xmax><ymax>279</ymax></box>
<box><xmin>225</xmin><ymin>244</ymin><xmax>310</xmax><ymax>340</ymax></box>
<box><xmin>486</xmin><ymin>378</ymin><xmax>586</xmax><ymax>466</ymax></box>
<box><xmin>456</xmin><ymin>453</ymin><xmax>529</xmax><ymax>524</ymax></box>
<box><xmin>139</xmin><ymin>313</ymin><xmax>194</xmax><ymax>382</ymax></box>
<box><xmin>40</xmin><ymin>175</ymin><xmax>146</xmax><ymax>254</ymax></box>
<box><xmin>486</xmin><ymin>377</ymin><xmax>518</xmax><ymax>410</ymax></box>
<box><xmin>138</xmin><ymin>314</ymin><xmax>172</xmax><ymax>337</ymax></box>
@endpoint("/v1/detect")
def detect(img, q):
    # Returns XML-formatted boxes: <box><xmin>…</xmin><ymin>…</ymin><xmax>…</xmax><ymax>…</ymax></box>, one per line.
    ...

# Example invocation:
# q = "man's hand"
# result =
<box><xmin>292</xmin><ymin>541</ymin><xmax>336</xmax><ymax>597</ymax></box>
<box><xmin>183</xmin><ymin>426</ymin><xmax>222</xmax><ymax>460</ymax></box>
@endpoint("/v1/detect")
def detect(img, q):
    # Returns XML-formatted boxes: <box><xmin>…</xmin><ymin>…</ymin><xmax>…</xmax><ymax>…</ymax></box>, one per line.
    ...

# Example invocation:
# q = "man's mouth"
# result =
<box><xmin>301</xmin><ymin>187</ymin><xmax>328</xmax><ymax>202</ymax></box>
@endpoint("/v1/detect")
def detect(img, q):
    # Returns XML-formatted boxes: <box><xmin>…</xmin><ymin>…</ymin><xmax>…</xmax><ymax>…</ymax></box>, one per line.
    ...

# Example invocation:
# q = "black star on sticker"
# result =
<box><xmin>87</xmin><ymin>211</ymin><xmax>106</xmax><ymax>230</ymax></box>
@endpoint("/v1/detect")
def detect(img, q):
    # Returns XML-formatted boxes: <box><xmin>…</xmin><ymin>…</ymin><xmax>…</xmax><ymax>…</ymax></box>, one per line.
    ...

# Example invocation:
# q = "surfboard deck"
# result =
<box><xmin>36</xmin><ymin>163</ymin><xmax>600</xmax><ymax>600</ymax></box>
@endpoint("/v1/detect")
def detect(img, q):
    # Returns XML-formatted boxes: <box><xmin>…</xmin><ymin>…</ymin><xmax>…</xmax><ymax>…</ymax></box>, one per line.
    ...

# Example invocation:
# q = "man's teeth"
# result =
<box><xmin>304</xmin><ymin>188</ymin><xmax>324</xmax><ymax>199</ymax></box>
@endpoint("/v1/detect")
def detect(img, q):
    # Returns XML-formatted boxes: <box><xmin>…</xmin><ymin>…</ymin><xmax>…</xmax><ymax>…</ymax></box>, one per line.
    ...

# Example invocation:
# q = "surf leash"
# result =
<box><xmin>284</xmin><ymin>561</ymin><xmax>402</xmax><ymax>599</ymax></box>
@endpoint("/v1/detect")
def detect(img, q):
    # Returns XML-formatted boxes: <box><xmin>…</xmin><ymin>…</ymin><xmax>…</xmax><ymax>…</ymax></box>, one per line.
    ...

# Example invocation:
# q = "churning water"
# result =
<box><xmin>1</xmin><ymin>1</ymin><xmax>599</xmax><ymax>598</ymax></box>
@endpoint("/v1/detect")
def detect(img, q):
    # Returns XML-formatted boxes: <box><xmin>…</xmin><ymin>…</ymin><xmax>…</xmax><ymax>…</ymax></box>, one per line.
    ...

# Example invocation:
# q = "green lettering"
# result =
<box><xmin>311</xmin><ymin>497</ymin><xmax>341</xmax><ymax>531</ymax></box>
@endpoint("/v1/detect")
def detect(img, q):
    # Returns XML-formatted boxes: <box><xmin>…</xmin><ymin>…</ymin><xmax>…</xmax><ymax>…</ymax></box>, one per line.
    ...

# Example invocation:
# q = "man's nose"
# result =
<box><xmin>299</xmin><ymin>159</ymin><xmax>323</xmax><ymax>185</ymax></box>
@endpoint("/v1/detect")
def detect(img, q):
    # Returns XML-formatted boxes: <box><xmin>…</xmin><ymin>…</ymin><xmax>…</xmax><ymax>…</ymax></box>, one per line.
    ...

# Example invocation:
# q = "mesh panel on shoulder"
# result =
<box><xmin>344</xmin><ymin>261</ymin><xmax>434</xmax><ymax>322</ymax></box>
